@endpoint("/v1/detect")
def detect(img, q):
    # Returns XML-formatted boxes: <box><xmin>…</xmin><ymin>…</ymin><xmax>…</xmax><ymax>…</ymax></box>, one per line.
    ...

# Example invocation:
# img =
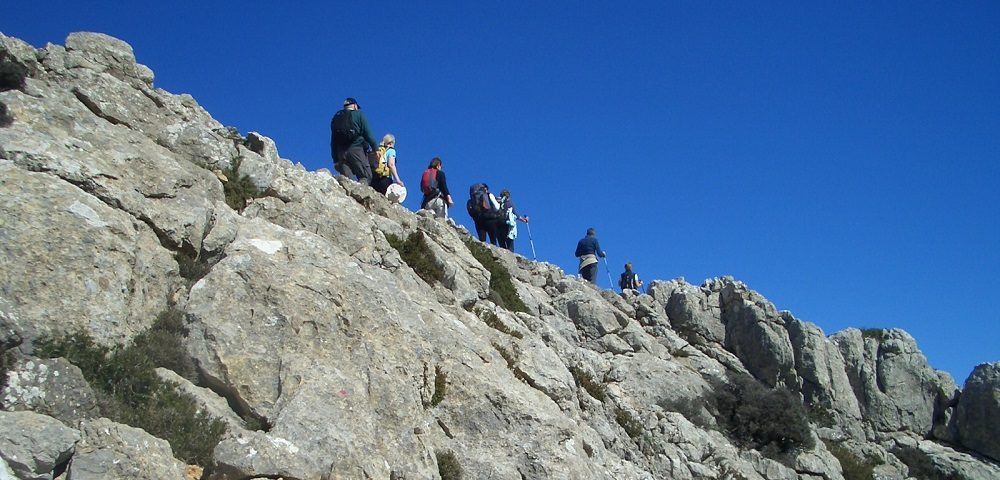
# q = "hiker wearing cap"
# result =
<box><xmin>330</xmin><ymin>97</ymin><xmax>379</xmax><ymax>185</ymax></box>
<box><xmin>498</xmin><ymin>189</ymin><xmax>528</xmax><ymax>251</ymax></box>
<box><xmin>619</xmin><ymin>262</ymin><xmax>643</xmax><ymax>292</ymax></box>
<box><xmin>575</xmin><ymin>228</ymin><xmax>606</xmax><ymax>284</ymax></box>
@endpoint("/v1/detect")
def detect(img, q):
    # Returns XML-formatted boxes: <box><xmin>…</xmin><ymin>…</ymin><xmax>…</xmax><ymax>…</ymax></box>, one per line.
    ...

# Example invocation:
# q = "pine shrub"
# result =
<box><xmin>463</xmin><ymin>239</ymin><xmax>528</xmax><ymax>313</ymax></box>
<box><xmin>221</xmin><ymin>156</ymin><xmax>263</xmax><ymax>213</ymax></box>
<box><xmin>710</xmin><ymin>374</ymin><xmax>815</xmax><ymax>454</ymax></box>
<box><xmin>570</xmin><ymin>366</ymin><xmax>607</xmax><ymax>402</ymax></box>
<box><xmin>34</xmin><ymin>313</ymin><xmax>226</xmax><ymax>465</ymax></box>
<box><xmin>431</xmin><ymin>365</ymin><xmax>447</xmax><ymax>407</ymax></box>
<box><xmin>386</xmin><ymin>233</ymin><xmax>446</xmax><ymax>286</ymax></box>
<box><xmin>435</xmin><ymin>450</ymin><xmax>463</xmax><ymax>480</ymax></box>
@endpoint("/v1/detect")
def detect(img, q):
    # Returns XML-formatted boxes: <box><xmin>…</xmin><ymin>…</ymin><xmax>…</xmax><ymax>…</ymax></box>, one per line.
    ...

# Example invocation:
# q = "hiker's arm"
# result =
<box><xmin>358</xmin><ymin>113</ymin><xmax>378</xmax><ymax>151</ymax></box>
<box><xmin>388</xmin><ymin>152</ymin><xmax>403</xmax><ymax>185</ymax></box>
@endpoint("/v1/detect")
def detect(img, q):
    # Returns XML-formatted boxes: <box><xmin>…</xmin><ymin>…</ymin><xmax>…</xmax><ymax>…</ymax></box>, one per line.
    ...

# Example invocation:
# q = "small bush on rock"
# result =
<box><xmin>463</xmin><ymin>239</ymin><xmax>528</xmax><ymax>313</ymax></box>
<box><xmin>387</xmin><ymin>233</ymin><xmax>446</xmax><ymax>286</ymax></box>
<box><xmin>615</xmin><ymin>408</ymin><xmax>644</xmax><ymax>439</ymax></box>
<box><xmin>436</xmin><ymin>450</ymin><xmax>463</xmax><ymax>480</ymax></box>
<box><xmin>221</xmin><ymin>156</ymin><xmax>263</xmax><ymax>213</ymax></box>
<box><xmin>825</xmin><ymin>440</ymin><xmax>880</xmax><ymax>480</ymax></box>
<box><xmin>476</xmin><ymin>307</ymin><xmax>523</xmax><ymax>339</ymax></box>
<box><xmin>431</xmin><ymin>365</ymin><xmax>447</xmax><ymax>407</ymax></box>
<box><xmin>34</xmin><ymin>314</ymin><xmax>225</xmax><ymax>465</ymax></box>
<box><xmin>709</xmin><ymin>374</ymin><xmax>815</xmax><ymax>455</ymax></box>
<box><xmin>570</xmin><ymin>366</ymin><xmax>607</xmax><ymax>402</ymax></box>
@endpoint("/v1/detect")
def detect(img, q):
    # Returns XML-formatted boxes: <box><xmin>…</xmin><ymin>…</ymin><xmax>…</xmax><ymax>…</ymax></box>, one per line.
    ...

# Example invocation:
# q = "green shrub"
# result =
<box><xmin>463</xmin><ymin>239</ymin><xmax>528</xmax><ymax>313</ymax></box>
<box><xmin>476</xmin><ymin>308</ymin><xmax>523</xmax><ymax>339</ymax></box>
<box><xmin>615</xmin><ymin>408</ymin><xmax>644</xmax><ymax>439</ymax></box>
<box><xmin>860</xmin><ymin>328</ymin><xmax>884</xmax><ymax>340</ymax></box>
<box><xmin>386</xmin><ymin>233</ymin><xmax>446</xmax><ymax>286</ymax></box>
<box><xmin>431</xmin><ymin>365</ymin><xmax>447</xmax><ymax>407</ymax></box>
<box><xmin>569</xmin><ymin>366</ymin><xmax>607</xmax><ymax>402</ymax></box>
<box><xmin>826</xmin><ymin>440</ymin><xmax>878</xmax><ymax>480</ymax></box>
<box><xmin>221</xmin><ymin>156</ymin><xmax>263</xmax><ymax>213</ymax></box>
<box><xmin>710</xmin><ymin>374</ymin><xmax>815</xmax><ymax>455</ymax></box>
<box><xmin>493</xmin><ymin>343</ymin><xmax>529</xmax><ymax>384</ymax></box>
<box><xmin>657</xmin><ymin>395</ymin><xmax>714</xmax><ymax>427</ymax></box>
<box><xmin>34</xmin><ymin>316</ymin><xmax>225</xmax><ymax>465</ymax></box>
<box><xmin>435</xmin><ymin>450</ymin><xmax>463</xmax><ymax>480</ymax></box>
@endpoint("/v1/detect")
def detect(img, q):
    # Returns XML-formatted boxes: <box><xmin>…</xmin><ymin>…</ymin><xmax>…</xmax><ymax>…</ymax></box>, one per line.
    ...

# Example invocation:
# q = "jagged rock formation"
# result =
<box><xmin>1</xmin><ymin>32</ymin><xmax>999</xmax><ymax>479</ymax></box>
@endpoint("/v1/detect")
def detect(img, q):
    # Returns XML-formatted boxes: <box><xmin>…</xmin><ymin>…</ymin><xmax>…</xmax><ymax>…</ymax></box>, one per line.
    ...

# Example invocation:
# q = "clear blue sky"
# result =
<box><xmin>6</xmin><ymin>1</ymin><xmax>998</xmax><ymax>383</ymax></box>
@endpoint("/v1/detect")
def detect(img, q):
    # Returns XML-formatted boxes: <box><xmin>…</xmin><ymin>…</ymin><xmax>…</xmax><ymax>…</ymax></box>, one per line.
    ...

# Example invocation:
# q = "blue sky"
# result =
<box><xmin>6</xmin><ymin>1</ymin><xmax>998</xmax><ymax>383</ymax></box>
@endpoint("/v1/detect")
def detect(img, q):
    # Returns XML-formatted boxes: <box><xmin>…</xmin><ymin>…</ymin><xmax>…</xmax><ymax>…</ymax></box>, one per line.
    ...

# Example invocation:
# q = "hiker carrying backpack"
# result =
<box><xmin>420</xmin><ymin>157</ymin><xmax>452</xmax><ymax>219</ymax></box>
<box><xmin>619</xmin><ymin>262</ymin><xmax>643</xmax><ymax>291</ymax></box>
<box><xmin>371</xmin><ymin>133</ymin><xmax>402</xmax><ymax>197</ymax></box>
<box><xmin>330</xmin><ymin>97</ymin><xmax>378</xmax><ymax>184</ymax></box>
<box><xmin>331</xmin><ymin>109</ymin><xmax>359</xmax><ymax>149</ymax></box>
<box><xmin>467</xmin><ymin>183</ymin><xmax>503</xmax><ymax>245</ymax></box>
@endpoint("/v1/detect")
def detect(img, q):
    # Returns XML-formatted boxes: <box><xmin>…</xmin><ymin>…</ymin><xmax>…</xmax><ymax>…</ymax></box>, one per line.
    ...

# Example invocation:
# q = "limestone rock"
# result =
<box><xmin>68</xmin><ymin>417</ymin><xmax>186</xmax><ymax>480</ymax></box>
<box><xmin>954</xmin><ymin>362</ymin><xmax>1000</xmax><ymax>461</ymax></box>
<box><xmin>2</xmin><ymin>357</ymin><xmax>99</xmax><ymax>424</ymax></box>
<box><xmin>0</xmin><ymin>162</ymin><xmax>176</xmax><ymax>347</ymax></box>
<box><xmin>886</xmin><ymin>433</ymin><xmax>1000</xmax><ymax>480</ymax></box>
<box><xmin>0</xmin><ymin>33</ymin><xmax>40</xmax><ymax>91</ymax></box>
<box><xmin>0</xmin><ymin>410</ymin><xmax>80</xmax><ymax>480</ymax></box>
<box><xmin>832</xmin><ymin>328</ymin><xmax>956</xmax><ymax>436</ymax></box>
<box><xmin>2</xmin><ymin>31</ymin><xmax>998</xmax><ymax>480</ymax></box>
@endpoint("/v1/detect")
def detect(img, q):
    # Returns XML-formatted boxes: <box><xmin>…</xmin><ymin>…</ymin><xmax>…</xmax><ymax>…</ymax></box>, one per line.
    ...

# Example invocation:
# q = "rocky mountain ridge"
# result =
<box><xmin>1</xmin><ymin>32</ymin><xmax>998</xmax><ymax>479</ymax></box>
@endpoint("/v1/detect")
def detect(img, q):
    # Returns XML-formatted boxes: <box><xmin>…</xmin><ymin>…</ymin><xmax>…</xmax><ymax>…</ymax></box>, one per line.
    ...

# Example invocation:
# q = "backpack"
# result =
<box><xmin>374</xmin><ymin>146</ymin><xmax>391</xmax><ymax>177</ymax></box>
<box><xmin>420</xmin><ymin>168</ymin><xmax>440</xmax><ymax>196</ymax></box>
<box><xmin>467</xmin><ymin>183</ymin><xmax>499</xmax><ymax>219</ymax></box>
<box><xmin>620</xmin><ymin>272</ymin><xmax>638</xmax><ymax>290</ymax></box>
<box><xmin>331</xmin><ymin>110</ymin><xmax>358</xmax><ymax>149</ymax></box>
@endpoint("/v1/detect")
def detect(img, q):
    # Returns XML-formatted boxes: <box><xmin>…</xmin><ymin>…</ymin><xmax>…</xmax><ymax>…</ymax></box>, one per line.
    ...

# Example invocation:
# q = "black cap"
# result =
<box><xmin>344</xmin><ymin>97</ymin><xmax>359</xmax><ymax>108</ymax></box>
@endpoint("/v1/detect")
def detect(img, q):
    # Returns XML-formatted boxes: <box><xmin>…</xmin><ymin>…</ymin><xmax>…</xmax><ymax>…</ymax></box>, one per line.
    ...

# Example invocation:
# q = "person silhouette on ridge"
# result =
<box><xmin>575</xmin><ymin>227</ymin><xmax>606</xmax><ymax>284</ymax></box>
<box><xmin>619</xmin><ymin>262</ymin><xmax>643</xmax><ymax>292</ymax></box>
<box><xmin>330</xmin><ymin>97</ymin><xmax>379</xmax><ymax>185</ymax></box>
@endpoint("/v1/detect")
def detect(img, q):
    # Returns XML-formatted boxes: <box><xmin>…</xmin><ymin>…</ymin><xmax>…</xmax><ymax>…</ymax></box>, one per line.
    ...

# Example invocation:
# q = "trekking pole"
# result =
<box><xmin>525</xmin><ymin>222</ymin><xmax>537</xmax><ymax>260</ymax></box>
<box><xmin>602</xmin><ymin>256</ymin><xmax>615</xmax><ymax>291</ymax></box>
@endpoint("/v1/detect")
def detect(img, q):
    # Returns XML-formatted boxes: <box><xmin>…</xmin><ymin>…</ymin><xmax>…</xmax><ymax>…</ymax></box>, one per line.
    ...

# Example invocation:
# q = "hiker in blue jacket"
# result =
<box><xmin>575</xmin><ymin>228</ymin><xmax>606</xmax><ymax>284</ymax></box>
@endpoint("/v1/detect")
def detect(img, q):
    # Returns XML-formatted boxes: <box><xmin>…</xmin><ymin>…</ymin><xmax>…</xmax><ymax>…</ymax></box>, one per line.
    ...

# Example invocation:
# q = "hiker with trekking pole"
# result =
<box><xmin>498</xmin><ymin>189</ymin><xmax>529</xmax><ymax>252</ymax></box>
<box><xmin>574</xmin><ymin>228</ymin><xmax>606</xmax><ymax>285</ymax></box>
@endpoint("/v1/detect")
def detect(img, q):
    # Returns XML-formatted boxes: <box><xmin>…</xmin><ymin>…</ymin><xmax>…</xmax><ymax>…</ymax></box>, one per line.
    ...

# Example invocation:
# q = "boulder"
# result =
<box><xmin>2</xmin><ymin>357</ymin><xmax>99</xmax><ymax>424</ymax></box>
<box><xmin>0</xmin><ymin>410</ymin><xmax>80</xmax><ymax>480</ymax></box>
<box><xmin>954</xmin><ymin>362</ymin><xmax>1000</xmax><ymax>461</ymax></box>
<box><xmin>68</xmin><ymin>417</ymin><xmax>186</xmax><ymax>479</ymax></box>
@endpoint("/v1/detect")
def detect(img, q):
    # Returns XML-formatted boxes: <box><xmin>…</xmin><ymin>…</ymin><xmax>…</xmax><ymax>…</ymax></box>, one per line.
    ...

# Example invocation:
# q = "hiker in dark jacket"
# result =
<box><xmin>421</xmin><ymin>157</ymin><xmax>453</xmax><ymax>218</ymax></box>
<box><xmin>575</xmin><ymin>228</ymin><xmax>606</xmax><ymax>284</ymax></box>
<box><xmin>330</xmin><ymin>97</ymin><xmax>379</xmax><ymax>185</ymax></box>
<box><xmin>469</xmin><ymin>184</ymin><xmax>502</xmax><ymax>246</ymax></box>
<box><xmin>619</xmin><ymin>262</ymin><xmax>643</xmax><ymax>292</ymax></box>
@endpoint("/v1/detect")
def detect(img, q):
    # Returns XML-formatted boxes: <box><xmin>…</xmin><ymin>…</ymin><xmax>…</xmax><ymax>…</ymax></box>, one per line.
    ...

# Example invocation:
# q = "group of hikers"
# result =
<box><xmin>331</xmin><ymin>97</ymin><xmax>644</xmax><ymax>292</ymax></box>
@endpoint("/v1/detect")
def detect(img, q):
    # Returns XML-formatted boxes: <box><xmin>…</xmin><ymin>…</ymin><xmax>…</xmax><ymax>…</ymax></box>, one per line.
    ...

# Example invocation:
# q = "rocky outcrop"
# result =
<box><xmin>2</xmin><ymin>31</ymin><xmax>998</xmax><ymax>480</ymax></box>
<box><xmin>0</xmin><ymin>410</ymin><xmax>79</xmax><ymax>480</ymax></box>
<box><xmin>954</xmin><ymin>362</ymin><xmax>1000</xmax><ymax>462</ymax></box>
<box><xmin>68</xmin><ymin>418</ymin><xmax>187</xmax><ymax>480</ymax></box>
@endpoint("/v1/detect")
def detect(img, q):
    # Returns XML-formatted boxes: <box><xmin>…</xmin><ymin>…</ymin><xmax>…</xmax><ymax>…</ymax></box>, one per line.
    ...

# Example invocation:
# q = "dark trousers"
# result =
<box><xmin>498</xmin><ymin>223</ymin><xmax>514</xmax><ymax>251</ymax></box>
<box><xmin>336</xmin><ymin>145</ymin><xmax>372</xmax><ymax>185</ymax></box>
<box><xmin>580</xmin><ymin>263</ymin><xmax>598</xmax><ymax>283</ymax></box>
<box><xmin>475</xmin><ymin>218</ymin><xmax>501</xmax><ymax>246</ymax></box>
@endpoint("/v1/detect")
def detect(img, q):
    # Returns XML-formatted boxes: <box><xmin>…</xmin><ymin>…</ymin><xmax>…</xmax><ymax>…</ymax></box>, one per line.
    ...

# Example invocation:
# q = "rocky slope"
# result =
<box><xmin>1</xmin><ymin>32</ymin><xmax>998</xmax><ymax>480</ymax></box>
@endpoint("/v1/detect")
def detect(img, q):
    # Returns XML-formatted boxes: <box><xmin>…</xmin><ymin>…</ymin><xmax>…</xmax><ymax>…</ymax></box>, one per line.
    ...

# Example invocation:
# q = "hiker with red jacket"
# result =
<box><xmin>330</xmin><ymin>97</ymin><xmax>379</xmax><ymax>185</ymax></box>
<box><xmin>420</xmin><ymin>157</ymin><xmax>453</xmax><ymax>219</ymax></box>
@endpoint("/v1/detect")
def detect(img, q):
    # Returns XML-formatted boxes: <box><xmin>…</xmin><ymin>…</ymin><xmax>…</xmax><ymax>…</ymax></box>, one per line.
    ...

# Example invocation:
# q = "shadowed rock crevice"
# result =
<box><xmin>72</xmin><ymin>87</ymin><xmax>134</xmax><ymax>128</ymax></box>
<box><xmin>0</xmin><ymin>102</ymin><xmax>12</xmax><ymax>127</ymax></box>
